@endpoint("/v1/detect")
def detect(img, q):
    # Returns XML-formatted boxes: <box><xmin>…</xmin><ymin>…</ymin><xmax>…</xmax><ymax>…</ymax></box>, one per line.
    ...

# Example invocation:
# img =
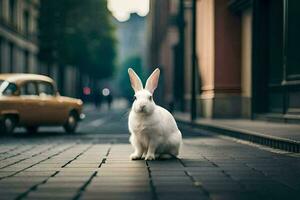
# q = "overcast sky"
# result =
<box><xmin>107</xmin><ymin>0</ymin><xmax>149</xmax><ymax>22</ymax></box>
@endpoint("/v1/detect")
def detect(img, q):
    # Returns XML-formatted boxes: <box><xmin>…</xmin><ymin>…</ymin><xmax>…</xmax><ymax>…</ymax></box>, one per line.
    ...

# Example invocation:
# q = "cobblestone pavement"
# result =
<box><xmin>0</xmin><ymin>107</ymin><xmax>300</xmax><ymax>200</ymax></box>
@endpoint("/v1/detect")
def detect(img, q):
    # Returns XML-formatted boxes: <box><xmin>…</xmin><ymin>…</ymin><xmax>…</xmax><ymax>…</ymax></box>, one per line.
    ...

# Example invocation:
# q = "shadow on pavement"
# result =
<box><xmin>178</xmin><ymin>123</ymin><xmax>217</xmax><ymax>139</ymax></box>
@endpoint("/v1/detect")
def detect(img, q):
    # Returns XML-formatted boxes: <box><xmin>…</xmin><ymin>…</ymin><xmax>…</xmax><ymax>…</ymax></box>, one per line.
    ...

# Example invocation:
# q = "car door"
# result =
<box><xmin>37</xmin><ymin>81</ymin><xmax>66</xmax><ymax>125</ymax></box>
<box><xmin>19</xmin><ymin>81</ymin><xmax>41</xmax><ymax>125</ymax></box>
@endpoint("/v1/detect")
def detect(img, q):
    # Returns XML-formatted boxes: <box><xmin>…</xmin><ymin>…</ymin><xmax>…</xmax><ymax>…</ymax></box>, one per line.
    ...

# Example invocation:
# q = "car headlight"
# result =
<box><xmin>80</xmin><ymin>113</ymin><xmax>86</xmax><ymax>120</ymax></box>
<box><xmin>77</xmin><ymin>100</ymin><xmax>83</xmax><ymax>105</ymax></box>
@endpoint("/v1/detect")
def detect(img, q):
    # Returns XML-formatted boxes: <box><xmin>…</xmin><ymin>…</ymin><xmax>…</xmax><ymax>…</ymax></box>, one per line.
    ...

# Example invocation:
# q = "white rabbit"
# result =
<box><xmin>128</xmin><ymin>68</ymin><xmax>182</xmax><ymax>161</ymax></box>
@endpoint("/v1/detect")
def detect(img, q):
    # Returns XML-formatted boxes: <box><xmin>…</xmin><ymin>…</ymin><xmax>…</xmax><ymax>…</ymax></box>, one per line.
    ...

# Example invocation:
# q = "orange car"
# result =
<box><xmin>0</xmin><ymin>74</ymin><xmax>84</xmax><ymax>134</ymax></box>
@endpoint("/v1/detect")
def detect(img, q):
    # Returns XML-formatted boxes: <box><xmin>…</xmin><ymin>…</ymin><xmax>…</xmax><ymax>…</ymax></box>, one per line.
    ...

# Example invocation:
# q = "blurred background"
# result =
<box><xmin>1</xmin><ymin>2</ymin><xmax>300</xmax><ymax>199</ymax></box>
<box><xmin>0</xmin><ymin>0</ymin><xmax>299</xmax><ymax>122</ymax></box>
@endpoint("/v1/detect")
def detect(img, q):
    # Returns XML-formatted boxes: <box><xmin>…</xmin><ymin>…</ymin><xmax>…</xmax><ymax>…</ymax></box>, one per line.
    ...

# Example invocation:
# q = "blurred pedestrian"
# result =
<box><xmin>107</xmin><ymin>93</ymin><xmax>113</xmax><ymax>110</ymax></box>
<box><xmin>94</xmin><ymin>90</ymin><xmax>103</xmax><ymax>109</ymax></box>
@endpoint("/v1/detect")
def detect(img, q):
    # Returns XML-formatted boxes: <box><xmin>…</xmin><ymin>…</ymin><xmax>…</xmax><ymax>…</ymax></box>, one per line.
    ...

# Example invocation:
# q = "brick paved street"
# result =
<box><xmin>0</xmin><ymin>107</ymin><xmax>300</xmax><ymax>200</ymax></box>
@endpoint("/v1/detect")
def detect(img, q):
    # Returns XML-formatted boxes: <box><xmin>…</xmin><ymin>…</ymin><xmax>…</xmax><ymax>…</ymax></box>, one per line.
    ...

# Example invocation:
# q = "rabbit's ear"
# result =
<box><xmin>128</xmin><ymin>68</ymin><xmax>143</xmax><ymax>92</ymax></box>
<box><xmin>145</xmin><ymin>68</ymin><xmax>160</xmax><ymax>94</ymax></box>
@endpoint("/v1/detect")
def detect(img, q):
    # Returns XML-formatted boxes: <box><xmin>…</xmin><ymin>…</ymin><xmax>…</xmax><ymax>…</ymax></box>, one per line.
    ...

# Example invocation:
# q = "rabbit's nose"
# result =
<box><xmin>140</xmin><ymin>105</ymin><xmax>146</xmax><ymax>110</ymax></box>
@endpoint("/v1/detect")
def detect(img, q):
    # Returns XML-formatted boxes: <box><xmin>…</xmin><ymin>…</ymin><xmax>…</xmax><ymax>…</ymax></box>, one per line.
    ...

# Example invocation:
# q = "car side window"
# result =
<box><xmin>20</xmin><ymin>82</ymin><xmax>38</xmax><ymax>96</ymax></box>
<box><xmin>2</xmin><ymin>83</ymin><xmax>18</xmax><ymax>96</ymax></box>
<box><xmin>38</xmin><ymin>82</ymin><xmax>55</xmax><ymax>96</ymax></box>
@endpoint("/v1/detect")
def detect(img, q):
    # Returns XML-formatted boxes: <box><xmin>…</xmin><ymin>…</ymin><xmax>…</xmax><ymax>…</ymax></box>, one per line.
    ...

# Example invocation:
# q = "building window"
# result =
<box><xmin>32</xmin><ymin>17</ymin><xmax>37</xmax><ymax>41</ymax></box>
<box><xmin>9</xmin><ymin>42</ymin><xmax>14</xmax><ymax>72</ymax></box>
<box><xmin>24</xmin><ymin>50</ymin><xmax>29</xmax><ymax>72</ymax></box>
<box><xmin>0</xmin><ymin>0</ymin><xmax>3</xmax><ymax>20</ymax></box>
<box><xmin>0</xmin><ymin>37</ymin><xmax>2</xmax><ymax>73</ymax></box>
<box><xmin>9</xmin><ymin>0</ymin><xmax>16</xmax><ymax>25</ymax></box>
<box><xmin>24</xmin><ymin>11</ymin><xmax>29</xmax><ymax>36</ymax></box>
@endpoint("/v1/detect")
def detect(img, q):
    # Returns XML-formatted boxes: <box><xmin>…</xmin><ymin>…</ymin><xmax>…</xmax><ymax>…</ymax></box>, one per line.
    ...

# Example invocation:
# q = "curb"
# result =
<box><xmin>176</xmin><ymin>119</ymin><xmax>300</xmax><ymax>153</ymax></box>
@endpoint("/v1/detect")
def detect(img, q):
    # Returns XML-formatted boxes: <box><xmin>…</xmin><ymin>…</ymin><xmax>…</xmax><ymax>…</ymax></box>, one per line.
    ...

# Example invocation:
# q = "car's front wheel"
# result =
<box><xmin>64</xmin><ymin>112</ymin><xmax>78</xmax><ymax>133</ymax></box>
<box><xmin>0</xmin><ymin>116</ymin><xmax>17</xmax><ymax>134</ymax></box>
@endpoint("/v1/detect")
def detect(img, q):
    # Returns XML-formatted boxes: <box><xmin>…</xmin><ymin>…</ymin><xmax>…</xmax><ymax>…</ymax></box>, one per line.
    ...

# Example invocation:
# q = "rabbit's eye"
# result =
<box><xmin>149</xmin><ymin>96</ymin><xmax>152</xmax><ymax>101</ymax></box>
<box><xmin>133</xmin><ymin>96</ymin><xmax>137</xmax><ymax>101</ymax></box>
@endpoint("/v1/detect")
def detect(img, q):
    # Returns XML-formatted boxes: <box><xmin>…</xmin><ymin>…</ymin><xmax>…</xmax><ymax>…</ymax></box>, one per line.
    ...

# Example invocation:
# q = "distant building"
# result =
<box><xmin>114</xmin><ymin>13</ymin><xmax>147</xmax><ymax>66</ymax></box>
<box><xmin>0</xmin><ymin>0</ymin><xmax>79</xmax><ymax>98</ymax></box>
<box><xmin>147</xmin><ymin>0</ymin><xmax>179</xmax><ymax>107</ymax></box>
<box><xmin>148</xmin><ymin>0</ymin><xmax>300</xmax><ymax>123</ymax></box>
<box><xmin>112</xmin><ymin>13</ymin><xmax>147</xmax><ymax>98</ymax></box>
<box><xmin>0</xmin><ymin>0</ymin><xmax>39</xmax><ymax>74</ymax></box>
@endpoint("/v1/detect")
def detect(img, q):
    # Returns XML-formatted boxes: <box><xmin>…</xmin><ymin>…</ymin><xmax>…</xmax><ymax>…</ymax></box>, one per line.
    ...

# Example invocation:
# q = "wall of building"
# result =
<box><xmin>159</xmin><ymin>25</ymin><xmax>178</xmax><ymax>107</ymax></box>
<box><xmin>148</xmin><ymin>0</ymin><xmax>299</xmax><ymax>121</ymax></box>
<box><xmin>241</xmin><ymin>8</ymin><xmax>252</xmax><ymax>118</ymax></box>
<box><xmin>182</xmin><ymin>1</ymin><xmax>192</xmax><ymax>111</ymax></box>
<box><xmin>0</xmin><ymin>0</ymin><xmax>81</xmax><ymax>98</ymax></box>
<box><xmin>213</xmin><ymin>0</ymin><xmax>242</xmax><ymax>118</ymax></box>
<box><xmin>148</xmin><ymin>0</ymin><xmax>179</xmax><ymax>108</ymax></box>
<box><xmin>194</xmin><ymin>0</ymin><xmax>242</xmax><ymax>118</ymax></box>
<box><xmin>0</xmin><ymin>0</ymin><xmax>39</xmax><ymax>74</ymax></box>
<box><xmin>147</xmin><ymin>0</ymin><xmax>253</xmax><ymax>118</ymax></box>
<box><xmin>196</xmin><ymin>0</ymin><xmax>215</xmax><ymax>117</ymax></box>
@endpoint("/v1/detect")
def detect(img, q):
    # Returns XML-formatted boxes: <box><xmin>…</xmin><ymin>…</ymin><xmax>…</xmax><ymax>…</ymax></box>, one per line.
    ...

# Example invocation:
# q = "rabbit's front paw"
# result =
<box><xmin>145</xmin><ymin>154</ymin><xmax>155</xmax><ymax>161</ymax></box>
<box><xmin>130</xmin><ymin>153</ymin><xmax>142</xmax><ymax>160</ymax></box>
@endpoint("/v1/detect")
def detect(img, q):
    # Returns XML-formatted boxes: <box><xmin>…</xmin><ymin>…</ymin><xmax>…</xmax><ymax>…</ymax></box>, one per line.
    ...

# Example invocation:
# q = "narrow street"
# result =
<box><xmin>0</xmin><ymin>106</ymin><xmax>299</xmax><ymax>200</ymax></box>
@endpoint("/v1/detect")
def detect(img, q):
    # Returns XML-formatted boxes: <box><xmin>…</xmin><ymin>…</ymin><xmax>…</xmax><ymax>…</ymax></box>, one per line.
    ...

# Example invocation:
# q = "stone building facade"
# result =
<box><xmin>0</xmin><ymin>0</ymin><xmax>80</xmax><ymax>98</ymax></box>
<box><xmin>148</xmin><ymin>0</ymin><xmax>300</xmax><ymax>122</ymax></box>
<box><xmin>0</xmin><ymin>0</ymin><xmax>39</xmax><ymax>74</ymax></box>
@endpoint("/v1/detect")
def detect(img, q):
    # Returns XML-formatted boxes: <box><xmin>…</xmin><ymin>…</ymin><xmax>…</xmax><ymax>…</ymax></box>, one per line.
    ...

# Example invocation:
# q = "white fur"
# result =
<box><xmin>128</xmin><ymin>68</ymin><xmax>182</xmax><ymax>161</ymax></box>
